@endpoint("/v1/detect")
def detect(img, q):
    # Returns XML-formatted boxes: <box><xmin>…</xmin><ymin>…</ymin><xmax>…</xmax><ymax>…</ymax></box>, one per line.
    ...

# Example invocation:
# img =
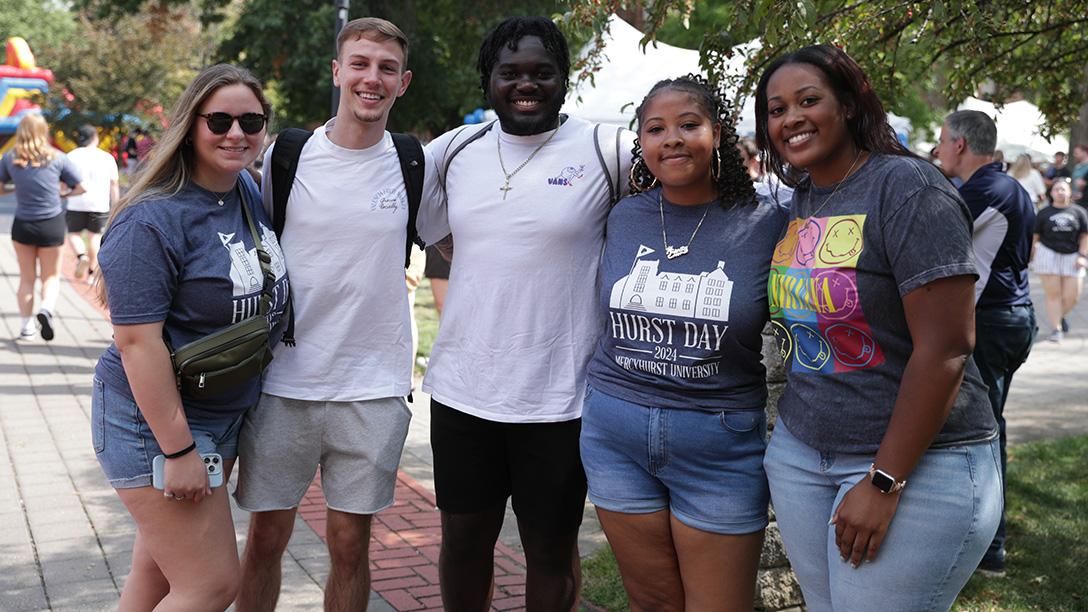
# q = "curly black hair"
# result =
<box><xmin>477</xmin><ymin>16</ymin><xmax>570</xmax><ymax>99</ymax></box>
<box><xmin>630</xmin><ymin>75</ymin><xmax>756</xmax><ymax>207</ymax></box>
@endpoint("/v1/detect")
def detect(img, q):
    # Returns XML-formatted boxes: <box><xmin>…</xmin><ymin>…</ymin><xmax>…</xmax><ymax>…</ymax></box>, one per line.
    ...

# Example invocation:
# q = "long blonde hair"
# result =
<box><xmin>98</xmin><ymin>64</ymin><xmax>272</xmax><ymax>306</ymax></box>
<box><xmin>12</xmin><ymin>114</ymin><xmax>56</xmax><ymax>168</ymax></box>
<box><xmin>1008</xmin><ymin>153</ymin><xmax>1035</xmax><ymax>180</ymax></box>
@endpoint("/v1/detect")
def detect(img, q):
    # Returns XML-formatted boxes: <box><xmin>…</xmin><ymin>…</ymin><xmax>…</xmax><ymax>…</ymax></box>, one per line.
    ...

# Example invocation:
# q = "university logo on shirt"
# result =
<box><xmin>768</xmin><ymin>214</ymin><xmax>884</xmax><ymax>374</ymax></box>
<box><xmin>605</xmin><ymin>245</ymin><xmax>731</xmax><ymax>380</ymax></box>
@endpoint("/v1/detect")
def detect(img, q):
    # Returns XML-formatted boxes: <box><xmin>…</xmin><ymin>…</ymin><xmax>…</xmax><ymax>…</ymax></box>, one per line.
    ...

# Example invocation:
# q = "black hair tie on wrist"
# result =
<box><xmin>163</xmin><ymin>442</ymin><xmax>197</xmax><ymax>459</ymax></box>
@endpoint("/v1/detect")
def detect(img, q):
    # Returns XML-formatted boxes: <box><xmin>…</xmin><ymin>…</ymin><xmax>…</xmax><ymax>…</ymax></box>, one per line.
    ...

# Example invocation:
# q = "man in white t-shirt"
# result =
<box><xmin>424</xmin><ymin>16</ymin><xmax>633</xmax><ymax>609</ymax></box>
<box><xmin>65</xmin><ymin>125</ymin><xmax>119</xmax><ymax>282</ymax></box>
<box><xmin>233</xmin><ymin>18</ymin><xmax>445</xmax><ymax>612</ymax></box>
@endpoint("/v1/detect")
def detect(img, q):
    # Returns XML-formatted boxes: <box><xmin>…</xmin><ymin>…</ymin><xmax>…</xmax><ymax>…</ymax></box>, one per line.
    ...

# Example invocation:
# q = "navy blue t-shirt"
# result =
<box><xmin>959</xmin><ymin>162</ymin><xmax>1035</xmax><ymax>307</ymax></box>
<box><xmin>95</xmin><ymin>174</ymin><xmax>289</xmax><ymax>420</ymax></box>
<box><xmin>586</xmin><ymin>188</ymin><xmax>788</xmax><ymax>411</ymax></box>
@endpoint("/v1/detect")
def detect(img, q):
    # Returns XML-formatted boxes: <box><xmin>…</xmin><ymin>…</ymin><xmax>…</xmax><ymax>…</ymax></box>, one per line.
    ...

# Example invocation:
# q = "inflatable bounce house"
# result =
<box><xmin>1</xmin><ymin>37</ymin><xmax>54</xmax><ymax>155</ymax></box>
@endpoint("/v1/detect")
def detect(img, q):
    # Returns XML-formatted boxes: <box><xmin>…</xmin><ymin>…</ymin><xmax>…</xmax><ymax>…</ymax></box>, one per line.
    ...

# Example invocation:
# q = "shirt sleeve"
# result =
<box><xmin>99</xmin><ymin>218</ymin><xmax>180</xmax><ymax>325</ymax></box>
<box><xmin>1033</xmin><ymin>209</ymin><xmax>1046</xmax><ymax>235</ymax></box>
<box><xmin>415</xmin><ymin>145</ymin><xmax>449</xmax><ymax>245</ymax></box>
<box><xmin>58</xmin><ymin>154</ymin><xmax>82</xmax><ymax>187</ymax></box>
<box><xmin>883</xmin><ymin>185</ymin><xmax>979</xmax><ymax>297</ymax></box>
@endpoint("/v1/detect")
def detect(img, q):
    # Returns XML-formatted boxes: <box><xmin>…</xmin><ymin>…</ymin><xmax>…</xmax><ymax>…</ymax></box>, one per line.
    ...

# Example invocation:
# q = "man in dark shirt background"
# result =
<box><xmin>937</xmin><ymin>109</ymin><xmax>1037</xmax><ymax>578</ymax></box>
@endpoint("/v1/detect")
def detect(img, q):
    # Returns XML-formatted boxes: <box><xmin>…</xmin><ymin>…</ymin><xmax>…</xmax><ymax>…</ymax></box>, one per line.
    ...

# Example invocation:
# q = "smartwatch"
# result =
<box><xmin>867</xmin><ymin>464</ymin><xmax>906</xmax><ymax>494</ymax></box>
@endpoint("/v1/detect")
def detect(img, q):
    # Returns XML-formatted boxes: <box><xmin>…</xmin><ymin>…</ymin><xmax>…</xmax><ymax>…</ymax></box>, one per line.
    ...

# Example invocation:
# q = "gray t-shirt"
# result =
<box><xmin>587</xmin><ymin>188</ymin><xmax>788</xmax><ymax>410</ymax></box>
<box><xmin>0</xmin><ymin>150</ymin><xmax>82</xmax><ymax>220</ymax></box>
<box><xmin>768</xmin><ymin>154</ymin><xmax>996</xmax><ymax>454</ymax></box>
<box><xmin>94</xmin><ymin>174</ymin><xmax>289</xmax><ymax>421</ymax></box>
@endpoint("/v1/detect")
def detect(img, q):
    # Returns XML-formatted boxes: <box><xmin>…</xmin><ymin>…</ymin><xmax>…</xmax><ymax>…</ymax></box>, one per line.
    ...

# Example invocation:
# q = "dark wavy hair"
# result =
<box><xmin>631</xmin><ymin>74</ymin><xmax>756</xmax><ymax>207</ymax></box>
<box><xmin>754</xmin><ymin>45</ymin><xmax>914</xmax><ymax>186</ymax></box>
<box><xmin>477</xmin><ymin>16</ymin><xmax>570</xmax><ymax>98</ymax></box>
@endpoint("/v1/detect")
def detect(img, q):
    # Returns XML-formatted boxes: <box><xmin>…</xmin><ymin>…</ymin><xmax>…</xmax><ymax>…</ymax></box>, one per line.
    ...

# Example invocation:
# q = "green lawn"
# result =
<box><xmin>580</xmin><ymin>435</ymin><xmax>1088</xmax><ymax>611</ymax></box>
<box><xmin>413</xmin><ymin>278</ymin><xmax>441</xmax><ymax>375</ymax></box>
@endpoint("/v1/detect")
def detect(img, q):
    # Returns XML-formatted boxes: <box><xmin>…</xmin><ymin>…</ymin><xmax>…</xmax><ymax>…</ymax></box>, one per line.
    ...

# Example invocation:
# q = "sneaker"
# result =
<box><xmin>1061</xmin><ymin>318</ymin><xmax>1069</xmax><ymax>333</ymax></box>
<box><xmin>1046</xmin><ymin>329</ymin><xmax>1063</xmax><ymax>343</ymax></box>
<box><xmin>975</xmin><ymin>555</ymin><xmax>1006</xmax><ymax>578</ymax></box>
<box><xmin>75</xmin><ymin>254</ymin><xmax>90</xmax><ymax>279</ymax></box>
<box><xmin>36</xmin><ymin>309</ymin><xmax>55</xmax><ymax>342</ymax></box>
<box><xmin>17</xmin><ymin>318</ymin><xmax>38</xmax><ymax>340</ymax></box>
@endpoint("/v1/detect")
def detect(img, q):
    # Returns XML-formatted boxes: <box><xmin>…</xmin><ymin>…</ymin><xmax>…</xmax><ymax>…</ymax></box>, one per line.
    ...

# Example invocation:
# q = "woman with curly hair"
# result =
<box><xmin>756</xmin><ymin>45</ymin><xmax>1000</xmax><ymax>610</ymax></box>
<box><xmin>0</xmin><ymin>114</ymin><xmax>85</xmax><ymax>341</ymax></box>
<box><xmin>580</xmin><ymin>75</ymin><xmax>786</xmax><ymax>610</ymax></box>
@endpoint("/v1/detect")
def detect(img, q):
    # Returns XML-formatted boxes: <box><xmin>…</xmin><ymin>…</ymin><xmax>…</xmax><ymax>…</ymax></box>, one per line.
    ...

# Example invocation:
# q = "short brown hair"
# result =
<box><xmin>336</xmin><ymin>18</ymin><xmax>409</xmax><ymax>68</ymax></box>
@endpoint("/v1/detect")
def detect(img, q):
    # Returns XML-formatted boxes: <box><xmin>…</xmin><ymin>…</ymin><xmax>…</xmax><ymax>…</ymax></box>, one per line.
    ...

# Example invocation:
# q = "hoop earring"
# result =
<box><xmin>711</xmin><ymin>149</ymin><xmax>722</xmax><ymax>182</ymax></box>
<box><xmin>629</xmin><ymin>157</ymin><xmax>659</xmax><ymax>192</ymax></box>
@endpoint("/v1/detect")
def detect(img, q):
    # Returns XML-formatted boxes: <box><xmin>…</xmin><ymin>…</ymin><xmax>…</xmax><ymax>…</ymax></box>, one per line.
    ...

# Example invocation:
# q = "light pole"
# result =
<box><xmin>331</xmin><ymin>0</ymin><xmax>350</xmax><ymax>116</ymax></box>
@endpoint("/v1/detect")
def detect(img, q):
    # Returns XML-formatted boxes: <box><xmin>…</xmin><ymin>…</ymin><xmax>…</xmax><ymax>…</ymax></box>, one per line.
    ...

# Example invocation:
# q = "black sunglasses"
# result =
<box><xmin>198</xmin><ymin>112</ymin><xmax>267</xmax><ymax>135</ymax></box>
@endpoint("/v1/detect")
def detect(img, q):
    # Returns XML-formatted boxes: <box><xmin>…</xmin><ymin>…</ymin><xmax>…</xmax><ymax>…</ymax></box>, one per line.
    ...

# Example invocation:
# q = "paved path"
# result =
<box><xmin>1</xmin><ymin>190</ymin><xmax>1086</xmax><ymax>610</ymax></box>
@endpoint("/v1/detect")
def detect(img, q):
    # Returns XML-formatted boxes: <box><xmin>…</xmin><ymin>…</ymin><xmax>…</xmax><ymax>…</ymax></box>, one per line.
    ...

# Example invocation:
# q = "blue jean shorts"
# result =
<box><xmin>579</xmin><ymin>385</ymin><xmax>769</xmax><ymax>535</ymax></box>
<box><xmin>91</xmin><ymin>377</ymin><xmax>245</xmax><ymax>488</ymax></box>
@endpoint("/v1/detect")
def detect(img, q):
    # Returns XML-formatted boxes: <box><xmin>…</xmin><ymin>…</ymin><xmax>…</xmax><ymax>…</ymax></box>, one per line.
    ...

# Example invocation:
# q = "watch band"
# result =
<box><xmin>867</xmin><ymin>463</ymin><xmax>906</xmax><ymax>494</ymax></box>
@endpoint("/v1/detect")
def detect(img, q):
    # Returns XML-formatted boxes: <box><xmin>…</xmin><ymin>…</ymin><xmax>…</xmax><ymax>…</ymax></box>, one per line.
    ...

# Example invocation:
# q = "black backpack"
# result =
<box><xmin>268</xmin><ymin>128</ymin><xmax>426</xmax><ymax>346</ymax></box>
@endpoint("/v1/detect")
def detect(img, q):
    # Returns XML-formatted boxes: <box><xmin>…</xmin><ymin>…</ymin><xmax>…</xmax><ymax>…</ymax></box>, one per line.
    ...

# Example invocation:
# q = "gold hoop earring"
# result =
<box><xmin>630</xmin><ymin>157</ymin><xmax>659</xmax><ymax>192</ymax></box>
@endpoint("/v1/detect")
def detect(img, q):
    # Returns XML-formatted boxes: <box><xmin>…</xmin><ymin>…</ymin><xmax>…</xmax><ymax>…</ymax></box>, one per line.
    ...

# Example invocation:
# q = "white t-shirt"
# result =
<box><xmin>423</xmin><ymin>116</ymin><xmax>634</xmax><ymax>423</ymax></box>
<box><xmin>1014</xmin><ymin>169</ymin><xmax>1046</xmax><ymax>203</ymax></box>
<box><xmin>66</xmin><ymin>146</ymin><xmax>118</xmax><ymax>213</ymax></box>
<box><xmin>260</xmin><ymin>120</ymin><xmax>446</xmax><ymax>402</ymax></box>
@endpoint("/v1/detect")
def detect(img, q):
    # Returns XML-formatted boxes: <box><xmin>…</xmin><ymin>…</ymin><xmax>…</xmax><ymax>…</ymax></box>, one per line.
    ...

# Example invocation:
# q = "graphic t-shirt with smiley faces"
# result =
<box><xmin>767</xmin><ymin>153</ymin><xmax>997</xmax><ymax>454</ymax></box>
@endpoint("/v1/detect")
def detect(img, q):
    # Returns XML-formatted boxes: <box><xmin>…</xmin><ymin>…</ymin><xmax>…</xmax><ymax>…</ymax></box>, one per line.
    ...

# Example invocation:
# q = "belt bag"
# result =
<box><xmin>168</xmin><ymin>185</ymin><xmax>277</xmax><ymax>398</ymax></box>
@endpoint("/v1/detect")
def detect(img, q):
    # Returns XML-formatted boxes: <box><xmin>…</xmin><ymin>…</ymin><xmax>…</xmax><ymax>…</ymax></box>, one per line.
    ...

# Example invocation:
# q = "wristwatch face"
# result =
<box><xmin>871</xmin><ymin>469</ymin><xmax>896</xmax><ymax>493</ymax></box>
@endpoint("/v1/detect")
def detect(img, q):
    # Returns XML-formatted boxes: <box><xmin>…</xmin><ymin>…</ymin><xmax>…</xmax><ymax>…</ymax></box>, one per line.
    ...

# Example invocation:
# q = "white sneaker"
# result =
<box><xmin>75</xmin><ymin>254</ymin><xmax>90</xmax><ymax>279</ymax></box>
<box><xmin>36</xmin><ymin>309</ymin><xmax>55</xmax><ymax>342</ymax></box>
<box><xmin>1047</xmin><ymin>329</ymin><xmax>1063</xmax><ymax>343</ymax></box>
<box><xmin>17</xmin><ymin>318</ymin><xmax>38</xmax><ymax>340</ymax></box>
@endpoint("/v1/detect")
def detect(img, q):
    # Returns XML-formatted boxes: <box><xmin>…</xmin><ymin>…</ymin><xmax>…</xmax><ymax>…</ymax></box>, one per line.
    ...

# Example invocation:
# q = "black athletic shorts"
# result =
<box><xmin>66</xmin><ymin>210</ymin><xmax>110</xmax><ymax>234</ymax></box>
<box><xmin>430</xmin><ymin>399</ymin><xmax>587</xmax><ymax>533</ymax></box>
<box><xmin>424</xmin><ymin>245</ymin><xmax>451</xmax><ymax>280</ymax></box>
<box><xmin>11</xmin><ymin>213</ymin><xmax>66</xmax><ymax>247</ymax></box>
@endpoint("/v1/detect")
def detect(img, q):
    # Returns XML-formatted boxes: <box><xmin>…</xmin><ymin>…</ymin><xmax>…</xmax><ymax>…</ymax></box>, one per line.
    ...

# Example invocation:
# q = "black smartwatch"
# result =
<box><xmin>867</xmin><ymin>464</ymin><xmax>906</xmax><ymax>494</ymax></box>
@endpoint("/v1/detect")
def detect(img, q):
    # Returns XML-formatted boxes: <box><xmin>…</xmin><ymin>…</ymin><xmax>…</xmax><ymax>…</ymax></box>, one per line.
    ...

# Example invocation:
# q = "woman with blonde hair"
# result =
<box><xmin>92</xmin><ymin>64</ymin><xmax>288</xmax><ymax>610</ymax></box>
<box><xmin>0</xmin><ymin>114</ymin><xmax>84</xmax><ymax>341</ymax></box>
<box><xmin>1009</xmin><ymin>153</ymin><xmax>1047</xmax><ymax>206</ymax></box>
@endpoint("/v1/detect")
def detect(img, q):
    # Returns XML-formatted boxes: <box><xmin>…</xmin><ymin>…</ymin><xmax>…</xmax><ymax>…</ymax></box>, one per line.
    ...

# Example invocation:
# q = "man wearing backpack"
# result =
<box><xmin>424</xmin><ymin>16</ymin><xmax>633</xmax><ymax>609</ymax></box>
<box><xmin>234</xmin><ymin>18</ymin><xmax>445</xmax><ymax>611</ymax></box>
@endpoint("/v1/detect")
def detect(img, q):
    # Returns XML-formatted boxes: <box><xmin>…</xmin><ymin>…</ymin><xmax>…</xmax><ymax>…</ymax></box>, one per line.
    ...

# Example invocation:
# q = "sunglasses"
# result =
<box><xmin>198</xmin><ymin>112</ymin><xmax>267</xmax><ymax>135</ymax></box>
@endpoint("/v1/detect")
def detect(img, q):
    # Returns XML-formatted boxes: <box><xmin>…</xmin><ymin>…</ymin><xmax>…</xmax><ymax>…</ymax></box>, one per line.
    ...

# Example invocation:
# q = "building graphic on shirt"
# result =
<box><xmin>219</xmin><ymin>222</ymin><xmax>287</xmax><ymax>297</ymax></box>
<box><xmin>609</xmin><ymin>245</ymin><xmax>732</xmax><ymax>323</ymax></box>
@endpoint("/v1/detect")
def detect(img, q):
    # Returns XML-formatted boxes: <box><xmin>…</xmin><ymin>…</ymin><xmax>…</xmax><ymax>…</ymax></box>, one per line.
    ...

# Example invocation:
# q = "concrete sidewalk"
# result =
<box><xmin>2</xmin><ymin>186</ymin><xmax>1087</xmax><ymax>611</ymax></box>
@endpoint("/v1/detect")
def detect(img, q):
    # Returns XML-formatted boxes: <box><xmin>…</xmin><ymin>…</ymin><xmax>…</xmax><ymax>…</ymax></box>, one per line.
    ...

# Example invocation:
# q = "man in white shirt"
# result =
<box><xmin>65</xmin><ymin>124</ymin><xmax>119</xmax><ymax>282</ymax></box>
<box><xmin>425</xmin><ymin>16</ymin><xmax>632</xmax><ymax>609</ymax></box>
<box><xmin>234</xmin><ymin>18</ymin><xmax>445</xmax><ymax>611</ymax></box>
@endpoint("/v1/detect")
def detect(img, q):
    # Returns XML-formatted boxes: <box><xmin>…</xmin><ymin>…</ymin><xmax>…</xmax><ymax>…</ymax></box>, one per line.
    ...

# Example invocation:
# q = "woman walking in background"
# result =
<box><xmin>1031</xmin><ymin>177</ymin><xmax>1088</xmax><ymax>342</ymax></box>
<box><xmin>756</xmin><ymin>45</ymin><xmax>1001</xmax><ymax>611</ymax></box>
<box><xmin>0</xmin><ymin>113</ymin><xmax>84</xmax><ymax>341</ymax></box>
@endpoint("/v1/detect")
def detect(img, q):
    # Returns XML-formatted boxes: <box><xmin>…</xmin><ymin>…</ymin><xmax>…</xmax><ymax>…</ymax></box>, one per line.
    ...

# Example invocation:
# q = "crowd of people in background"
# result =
<box><xmin>3</xmin><ymin>14</ymin><xmax>1087</xmax><ymax>612</ymax></box>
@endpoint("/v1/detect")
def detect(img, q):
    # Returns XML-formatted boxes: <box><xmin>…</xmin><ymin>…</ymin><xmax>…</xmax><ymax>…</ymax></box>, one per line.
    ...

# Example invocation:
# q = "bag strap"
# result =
<box><xmin>268</xmin><ymin>127</ymin><xmax>311</xmax><ymax>346</ymax></box>
<box><xmin>439</xmin><ymin>120</ymin><xmax>497</xmax><ymax>191</ymax></box>
<box><xmin>591</xmin><ymin>124</ymin><xmax>626</xmax><ymax>206</ymax></box>
<box><xmin>391</xmin><ymin>132</ymin><xmax>425</xmax><ymax>268</ymax></box>
<box><xmin>237</xmin><ymin>185</ymin><xmax>276</xmax><ymax>317</ymax></box>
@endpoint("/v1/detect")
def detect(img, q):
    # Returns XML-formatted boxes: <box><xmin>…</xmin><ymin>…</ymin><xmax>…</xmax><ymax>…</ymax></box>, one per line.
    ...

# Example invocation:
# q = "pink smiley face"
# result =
<box><xmin>796</xmin><ymin>219</ymin><xmax>822</xmax><ymax>266</ymax></box>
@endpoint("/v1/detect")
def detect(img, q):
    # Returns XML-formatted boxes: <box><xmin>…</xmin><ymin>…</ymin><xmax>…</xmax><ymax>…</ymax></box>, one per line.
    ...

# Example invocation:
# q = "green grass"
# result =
<box><xmin>413</xmin><ymin>278</ymin><xmax>441</xmax><ymax>375</ymax></box>
<box><xmin>579</xmin><ymin>435</ymin><xmax>1088</xmax><ymax>612</ymax></box>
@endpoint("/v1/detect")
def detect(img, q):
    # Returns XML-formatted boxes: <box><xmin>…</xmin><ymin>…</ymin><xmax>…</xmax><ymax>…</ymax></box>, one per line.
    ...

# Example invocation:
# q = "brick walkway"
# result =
<box><xmin>299</xmin><ymin>473</ymin><xmax>529</xmax><ymax>611</ymax></box>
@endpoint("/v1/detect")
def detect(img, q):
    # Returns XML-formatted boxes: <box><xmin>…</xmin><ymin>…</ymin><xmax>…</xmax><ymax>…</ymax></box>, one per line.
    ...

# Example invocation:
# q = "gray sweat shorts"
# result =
<box><xmin>234</xmin><ymin>393</ymin><xmax>411</xmax><ymax>515</ymax></box>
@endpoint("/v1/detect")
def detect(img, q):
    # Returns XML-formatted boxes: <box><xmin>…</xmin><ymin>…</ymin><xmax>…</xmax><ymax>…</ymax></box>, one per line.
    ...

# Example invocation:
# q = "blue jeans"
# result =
<box><xmin>974</xmin><ymin>304</ymin><xmax>1035</xmax><ymax>562</ymax></box>
<box><xmin>764</xmin><ymin>420</ymin><xmax>1002</xmax><ymax>612</ymax></box>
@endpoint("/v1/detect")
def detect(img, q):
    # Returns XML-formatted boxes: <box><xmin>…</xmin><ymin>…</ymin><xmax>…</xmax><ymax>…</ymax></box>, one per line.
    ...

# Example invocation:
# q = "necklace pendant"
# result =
<box><xmin>217</xmin><ymin>198</ymin><xmax>224</xmax><ymax>206</ymax></box>
<box><xmin>499</xmin><ymin>181</ymin><xmax>512</xmax><ymax>200</ymax></box>
<box><xmin>665</xmin><ymin>246</ymin><xmax>688</xmax><ymax>260</ymax></box>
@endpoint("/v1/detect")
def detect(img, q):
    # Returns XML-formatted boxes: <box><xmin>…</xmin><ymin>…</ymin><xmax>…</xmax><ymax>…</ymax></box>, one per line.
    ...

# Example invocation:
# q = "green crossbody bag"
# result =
<box><xmin>168</xmin><ymin>187</ymin><xmax>276</xmax><ymax>398</ymax></box>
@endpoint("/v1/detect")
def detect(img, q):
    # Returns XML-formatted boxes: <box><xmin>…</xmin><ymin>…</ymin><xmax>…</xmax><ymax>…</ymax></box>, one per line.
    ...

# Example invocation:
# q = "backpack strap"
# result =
<box><xmin>592</xmin><ymin>124</ymin><xmax>627</xmax><ymax>206</ymax></box>
<box><xmin>391</xmin><ymin>132</ymin><xmax>425</xmax><ymax>268</ymax></box>
<box><xmin>267</xmin><ymin>127</ymin><xmax>312</xmax><ymax>347</ymax></box>
<box><xmin>439</xmin><ymin>120</ymin><xmax>497</xmax><ymax>191</ymax></box>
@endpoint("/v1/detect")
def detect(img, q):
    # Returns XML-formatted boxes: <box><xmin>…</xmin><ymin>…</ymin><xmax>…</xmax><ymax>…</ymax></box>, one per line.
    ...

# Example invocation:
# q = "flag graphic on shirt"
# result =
<box><xmin>768</xmin><ymin>214</ymin><xmax>885</xmax><ymax>374</ymax></box>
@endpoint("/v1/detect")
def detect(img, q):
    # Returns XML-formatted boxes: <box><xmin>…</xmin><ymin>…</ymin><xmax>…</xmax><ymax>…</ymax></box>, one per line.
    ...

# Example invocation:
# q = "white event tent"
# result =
<box><xmin>957</xmin><ymin>96</ymin><xmax>1068</xmax><ymax>161</ymax></box>
<box><xmin>561</xmin><ymin>15</ymin><xmax>760</xmax><ymax>136</ymax></box>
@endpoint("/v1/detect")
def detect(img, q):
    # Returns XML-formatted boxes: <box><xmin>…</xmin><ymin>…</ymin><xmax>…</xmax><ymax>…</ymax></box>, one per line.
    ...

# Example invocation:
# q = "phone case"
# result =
<box><xmin>152</xmin><ymin>453</ymin><xmax>224</xmax><ymax>490</ymax></box>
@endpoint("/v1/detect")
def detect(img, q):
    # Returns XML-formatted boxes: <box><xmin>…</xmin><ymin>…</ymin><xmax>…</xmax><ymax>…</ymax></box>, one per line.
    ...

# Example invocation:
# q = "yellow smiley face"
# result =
<box><xmin>818</xmin><ymin>217</ymin><xmax>864</xmax><ymax>266</ymax></box>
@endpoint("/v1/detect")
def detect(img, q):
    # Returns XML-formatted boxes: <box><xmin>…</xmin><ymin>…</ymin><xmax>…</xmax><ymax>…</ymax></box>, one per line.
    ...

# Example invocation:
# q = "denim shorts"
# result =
<box><xmin>91</xmin><ymin>377</ymin><xmax>245</xmax><ymax>488</ymax></box>
<box><xmin>580</xmin><ymin>385</ymin><xmax>769</xmax><ymax>535</ymax></box>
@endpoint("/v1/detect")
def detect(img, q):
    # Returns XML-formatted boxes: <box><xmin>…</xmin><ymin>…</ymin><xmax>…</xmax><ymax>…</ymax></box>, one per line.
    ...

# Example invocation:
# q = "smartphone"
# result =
<box><xmin>152</xmin><ymin>453</ymin><xmax>224</xmax><ymax>490</ymax></box>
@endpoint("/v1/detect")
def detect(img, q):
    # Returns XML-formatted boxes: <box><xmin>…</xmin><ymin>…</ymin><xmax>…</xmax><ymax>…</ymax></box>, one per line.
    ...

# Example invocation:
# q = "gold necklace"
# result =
<box><xmin>805</xmin><ymin>150</ymin><xmax>863</xmax><ymax>219</ymax></box>
<box><xmin>496</xmin><ymin>120</ymin><xmax>561</xmax><ymax>201</ymax></box>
